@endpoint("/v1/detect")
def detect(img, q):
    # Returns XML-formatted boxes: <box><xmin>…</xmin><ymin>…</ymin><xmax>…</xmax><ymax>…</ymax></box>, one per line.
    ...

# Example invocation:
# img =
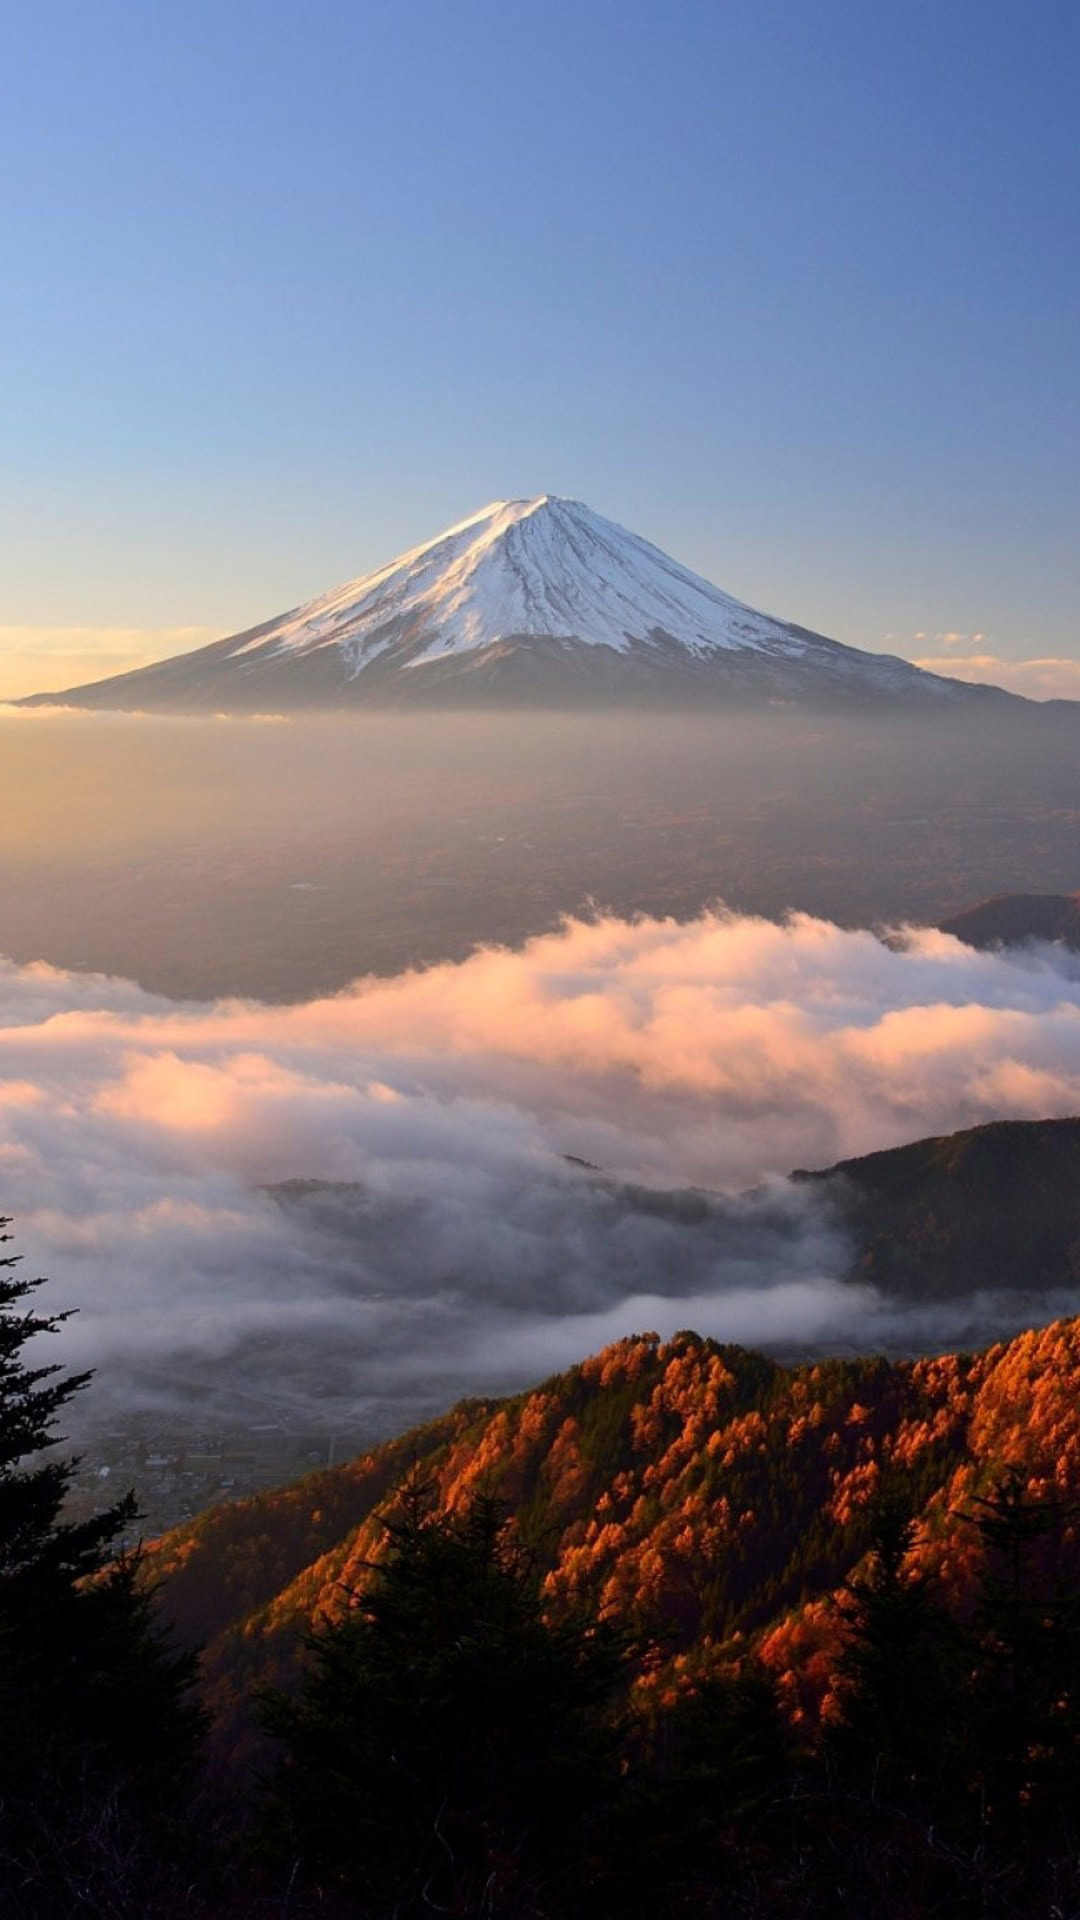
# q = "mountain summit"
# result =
<box><xmin>24</xmin><ymin>496</ymin><xmax>1013</xmax><ymax>712</ymax></box>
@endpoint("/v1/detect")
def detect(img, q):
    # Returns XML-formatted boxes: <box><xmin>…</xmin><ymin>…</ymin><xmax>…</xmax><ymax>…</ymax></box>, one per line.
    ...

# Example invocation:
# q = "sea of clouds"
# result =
<box><xmin>3</xmin><ymin>908</ymin><xmax>1080</xmax><ymax>1435</ymax></box>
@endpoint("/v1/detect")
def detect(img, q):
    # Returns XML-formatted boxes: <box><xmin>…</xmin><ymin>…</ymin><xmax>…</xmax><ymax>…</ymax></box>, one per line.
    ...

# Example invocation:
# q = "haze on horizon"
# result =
<box><xmin>0</xmin><ymin>705</ymin><xmax>1078</xmax><ymax>1000</ymax></box>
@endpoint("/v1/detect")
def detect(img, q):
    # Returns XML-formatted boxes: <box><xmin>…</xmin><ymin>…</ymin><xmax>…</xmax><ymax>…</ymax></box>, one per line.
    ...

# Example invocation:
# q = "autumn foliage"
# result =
<box><xmin>131</xmin><ymin>1315</ymin><xmax>1080</xmax><ymax>1911</ymax></box>
<box><xmin>146</xmin><ymin>1317</ymin><xmax>1080</xmax><ymax>1754</ymax></box>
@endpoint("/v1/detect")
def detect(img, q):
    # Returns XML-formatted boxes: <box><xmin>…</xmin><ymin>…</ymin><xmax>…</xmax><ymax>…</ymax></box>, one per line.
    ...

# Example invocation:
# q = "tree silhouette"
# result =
<box><xmin>259</xmin><ymin>1477</ymin><xmax>628</xmax><ymax>1918</ymax></box>
<box><xmin>829</xmin><ymin>1485</ymin><xmax>957</xmax><ymax>1810</ymax></box>
<box><xmin>959</xmin><ymin>1466</ymin><xmax>1080</xmax><ymax>1838</ymax></box>
<box><xmin>0</xmin><ymin>1218</ymin><xmax>202</xmax><ymax>1914</ymax></box>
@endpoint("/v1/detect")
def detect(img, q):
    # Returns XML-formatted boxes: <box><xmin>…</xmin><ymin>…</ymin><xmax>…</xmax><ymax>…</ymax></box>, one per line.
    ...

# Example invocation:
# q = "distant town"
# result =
<box><xmin>64</xmin><ymin>1414</ymin><xmax>385</xmax><ymax>1538</ymax></box>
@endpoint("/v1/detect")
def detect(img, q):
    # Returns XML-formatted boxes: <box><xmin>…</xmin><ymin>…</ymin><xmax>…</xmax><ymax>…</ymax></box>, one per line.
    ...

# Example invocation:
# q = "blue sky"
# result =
<box><xmin>2</xmin><ymin>0</ymin><xmax>1078</xmax><ymax>694</ymax></box>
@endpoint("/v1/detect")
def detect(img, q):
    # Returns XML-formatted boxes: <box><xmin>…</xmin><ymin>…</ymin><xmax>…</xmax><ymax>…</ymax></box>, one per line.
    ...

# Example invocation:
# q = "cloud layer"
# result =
<box><xmin>4</xmin><ymin>909</ymin><xmax>1080</xmax><ymax>1436</ymax></box>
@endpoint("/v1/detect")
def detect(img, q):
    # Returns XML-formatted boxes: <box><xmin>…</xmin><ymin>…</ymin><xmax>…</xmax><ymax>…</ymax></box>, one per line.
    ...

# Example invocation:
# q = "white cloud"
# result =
<box><xmin>5</xmin><ymin>910</ymin><xmax>1080</xmax><ymax>1434</ymax></box>
<box><xmin>898</xmin><ymin>630</ymin><xmax>988</xmax><ymax>652</ymax></box>
<box><xmin>913</xmin><ymin>653</ymin><xmax>1080</xmax><ymax>702</ymax></box>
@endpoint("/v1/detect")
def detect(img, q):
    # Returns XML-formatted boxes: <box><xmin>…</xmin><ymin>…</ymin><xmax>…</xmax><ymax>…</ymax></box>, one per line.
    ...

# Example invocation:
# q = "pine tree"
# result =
<box><xmin>960</xmin><ymin>1466</ymin><xmax>1080</xmax><ymax>1838</ymax></box>
<box><xmin>0</xmin><ymin>1218</ymin><xmax>203</xmax><ymax>1914</ymax></box>
<box><xmin>605</xmin><ymin>1666</ymin><xmax>790</xmax><ymax>1920</ymax></box>
<box><xmin>259</xmin><ymin>1477</ymin><xmax>628</xmax><ymax>1918</ymax></box>
<box><xmin>828</xmin><ymin>1485</ymin><xmax>957</xmax><ymax>1809</ymax></box>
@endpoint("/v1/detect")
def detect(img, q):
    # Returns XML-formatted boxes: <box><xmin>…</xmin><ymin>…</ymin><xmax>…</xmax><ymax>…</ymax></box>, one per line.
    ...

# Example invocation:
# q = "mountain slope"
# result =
<box><xmin>24</xmin><ymin>496</ymin><xmax>1012</xmax><ymax>713</ymax></box>
<box><xmin>798</xmin><ymin>1115</ymin><xmax>1080</xmax><ymax>1300</ymax></box>
<box><xmin>147</xmin><ymin>1315</ymin><xmax>1080</xmax><ymax>1765</ymax></box>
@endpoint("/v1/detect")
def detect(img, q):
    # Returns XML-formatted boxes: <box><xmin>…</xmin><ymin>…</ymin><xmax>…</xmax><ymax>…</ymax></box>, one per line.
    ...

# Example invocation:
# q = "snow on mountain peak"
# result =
<box><xmin>242</xmin><ymin>494</ymin><xmax>800</xmax><ymax>676</ymax></box>
<box><xmin>23</xmin><ymin>493</ymin><xmax>989</xmax><ymax>714</ymax></box>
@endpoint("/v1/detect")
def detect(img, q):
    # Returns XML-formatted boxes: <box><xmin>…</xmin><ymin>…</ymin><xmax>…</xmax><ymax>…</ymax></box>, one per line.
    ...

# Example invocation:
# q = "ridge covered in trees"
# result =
<box><xmin>140</xmin><ymin>1314</ymin><xmax>1080</xmax><ymax>1913</ymax></box>
<box><xmin>150</xmin><ymin>1314</ymin><xmax>1080</xmax><ymax>1735</ymax></box>
<box><xmin>799</xmin><ymin>1114</ymin><xmax>1080</xmax><ymax>1298</ymax></box>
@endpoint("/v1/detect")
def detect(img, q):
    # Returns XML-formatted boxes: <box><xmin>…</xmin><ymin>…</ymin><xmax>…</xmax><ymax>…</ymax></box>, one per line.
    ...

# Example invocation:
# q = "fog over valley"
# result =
<box><xmin>5</xmin><ymin>894</ymin><xmax>1080</xmax><ymax>1478</ymax></box>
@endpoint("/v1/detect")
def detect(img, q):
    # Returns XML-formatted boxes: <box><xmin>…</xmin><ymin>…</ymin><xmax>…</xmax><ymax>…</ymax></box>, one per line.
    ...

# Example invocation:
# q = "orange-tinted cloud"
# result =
<box><xmin>914</xmin><ymin>653</ymin><xmax>1080</xmax><ymax>702</ymax></box>
<box><xmin>4</xmin><ymin>910</ymin><xmax>1080</xmax><ymax>1434</ymax></box>
<box><xmin>0</xmin><ymin>626</ymin><xmax>220</xmax><ymax>701</ymax></box>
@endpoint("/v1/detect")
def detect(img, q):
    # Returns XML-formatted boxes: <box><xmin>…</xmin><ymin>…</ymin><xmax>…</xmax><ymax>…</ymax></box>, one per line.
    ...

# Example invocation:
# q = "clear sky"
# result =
<box><xmin>2</xmin><ymin>0</ymin><xmax>1078</xmax><ymax>697</ymax></box>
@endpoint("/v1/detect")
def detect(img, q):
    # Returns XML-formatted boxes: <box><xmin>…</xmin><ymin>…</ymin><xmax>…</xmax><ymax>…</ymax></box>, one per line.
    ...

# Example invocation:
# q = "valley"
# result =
<box><xmin>3</xmin><ymin>706</ymin><xmax>1080</xmax><ymax>1000</ymax></box>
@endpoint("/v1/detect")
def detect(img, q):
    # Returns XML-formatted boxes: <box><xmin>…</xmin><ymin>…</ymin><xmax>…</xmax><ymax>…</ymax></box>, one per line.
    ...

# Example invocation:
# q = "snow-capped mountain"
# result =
<box><xmin>23</xmin><ymin>496</ymin><xmax>1013</xmax><ymax>713</ymax></box>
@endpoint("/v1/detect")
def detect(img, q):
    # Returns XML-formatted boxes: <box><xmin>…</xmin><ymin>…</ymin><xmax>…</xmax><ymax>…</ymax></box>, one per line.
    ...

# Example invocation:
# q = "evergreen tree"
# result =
<box><xmin>605</xmin><ymin>1666</ymin><xmax>790</xmax><ymax>1920</ymax></box>
<box><xmin>828</xmin><ymin>1485</ymin><xmax>956</xmax><ymax>1809</ymax></box>
<box><xmin>959</xmin><ymin>1466</ymin><xmax>1080</xmax><ymax>1838</ymax></box>
<box><xmin>259</xmin><ymin>1478</ymin><xmax>628</xmax><ymax>1918</ymax></box>
<box><xmin>0</xmin><ymin>1218</ymin><xmax>203</xmax><ymax>1915</ymax></box>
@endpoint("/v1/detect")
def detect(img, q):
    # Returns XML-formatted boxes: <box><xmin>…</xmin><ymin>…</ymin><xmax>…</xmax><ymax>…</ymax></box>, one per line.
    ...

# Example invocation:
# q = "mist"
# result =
<box><xmin>3</xmin><ymin>906</ymin><xmax>1080</xmax><ymax>1443</ymax></box>
<box><xmin>3</xmin><ymin>704</ymin><xmax>1080</xmax><ymax>1001</ymax></box>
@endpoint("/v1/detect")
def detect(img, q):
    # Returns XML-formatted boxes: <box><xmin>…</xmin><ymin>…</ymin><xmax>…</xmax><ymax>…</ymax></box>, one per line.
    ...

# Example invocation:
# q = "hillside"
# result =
<box><xmin>800</xmin><ymin>1115</ymin><xmax>1080</xmax><ymax>1300</ymax></box>
<box><xmin>148</xmin><ymin>1313</ymin><xmax>1080</xmax><ymax>1759</ymax></box>
<box><xmin>941</xmin><ymin>890</ymin><xmax>1080</xmax><ymax>951</ymax></box>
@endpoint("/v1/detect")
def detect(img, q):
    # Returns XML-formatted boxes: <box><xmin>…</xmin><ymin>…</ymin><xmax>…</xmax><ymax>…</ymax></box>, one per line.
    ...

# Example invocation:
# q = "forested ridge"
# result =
<box><xmin>802</xmin><ymin>1115</ymin><xmax>1080</xmax><ymax>1299</ymax></box>
<box><xmin>149</xmin><ymin>1314</ymin><xmax>1080</xmax><ymax>1753</ymax></box>
<box><xmin>136</xmin><ymin>1313</ymin><xmax>1080</xmax><ymax>1913</ymax></box>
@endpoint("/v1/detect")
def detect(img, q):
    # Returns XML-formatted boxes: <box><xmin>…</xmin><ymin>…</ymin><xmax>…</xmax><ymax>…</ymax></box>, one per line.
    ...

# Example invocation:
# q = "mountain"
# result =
<box><xmin>941</xmin><ymin>891</ymin><xmax>1080</xmax><ymax>952</ymax></box>
<box><xmin>147</xmin><ymin>1315</ymin><xmax>1080</xmax><ymax>1769</ymax></box>
<box><xmin>23</xmin><ymin>496</ymin><xmax>1016</xmax><ymax>714</ymax></box>
<box><xmin>798</xmin><ymin>1115</ymin><xmax>1080</xmax><ymax>1301</ymax></box>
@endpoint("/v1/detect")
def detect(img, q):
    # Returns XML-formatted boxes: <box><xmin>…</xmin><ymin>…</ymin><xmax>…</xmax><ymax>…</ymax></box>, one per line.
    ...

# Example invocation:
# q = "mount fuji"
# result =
<box><xmin>23</xmin><ymin>496</ymin><xmax>1014</xmax><ymax>713</ymax></box>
